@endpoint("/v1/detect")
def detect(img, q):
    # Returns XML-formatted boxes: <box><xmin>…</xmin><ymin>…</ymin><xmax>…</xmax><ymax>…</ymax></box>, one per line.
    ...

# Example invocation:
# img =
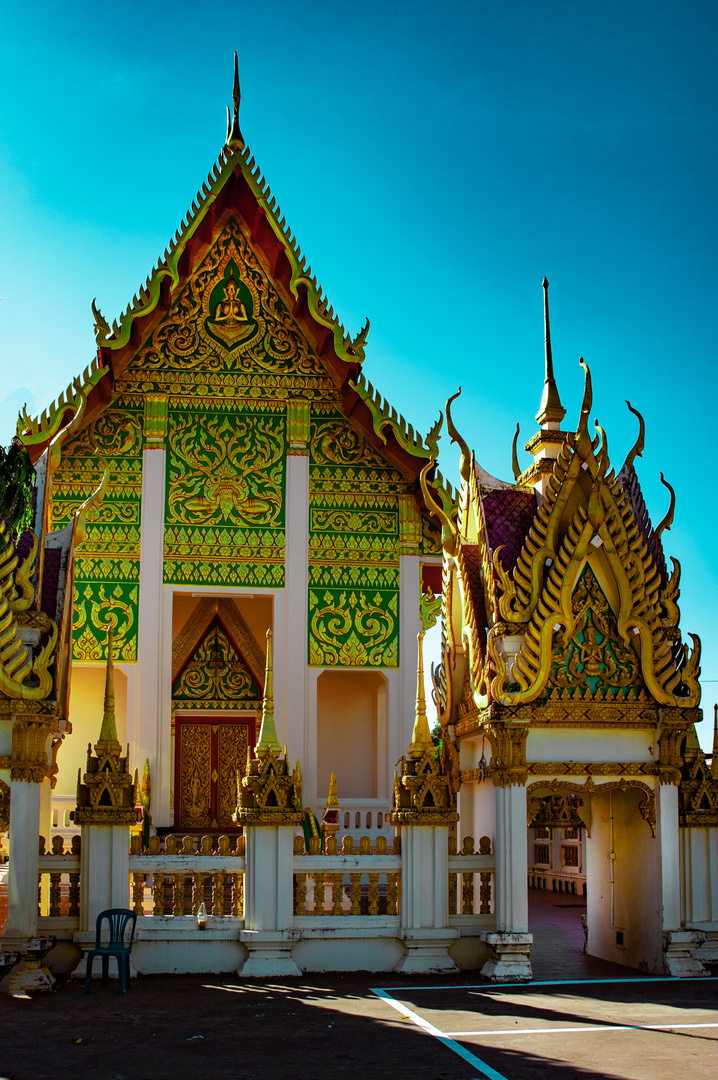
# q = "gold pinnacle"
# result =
<box><xmin>255</xmin><ymin>629</ymin><xmax>281</xmax><ymax>757</ymax></box>
<box><xmin>95</xmin><ymin>626</ymin><xmax>121</xmax><ymax>754</ymax></box>
<box><xmin>536</xmin><ymin>278</ymin><xmax>566</xmax><ymax>427</ymax></box>
<box><xmin>407</xmin><ymin>631</ymin><xmax>434</xmax><ymax>759</ymax></box>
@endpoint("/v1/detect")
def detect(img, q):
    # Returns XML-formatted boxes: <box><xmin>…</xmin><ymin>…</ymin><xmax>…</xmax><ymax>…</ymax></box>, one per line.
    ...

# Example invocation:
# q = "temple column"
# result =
<box><xmin>3</xmin><ymin>777</ymin><xmax>42</xmax><ymax>941</ymax></box>
<box><xmin>1</xmin><ymin>717</ymin><xmax>53</xmax><ymax>943</ymax></box>
<box><xmin>1</xmin><ymin>715</ymin><xmax>56</xmax><ymax>994</ymax></box>
<box><xmin>135</xmin><ymin>397</ymin><xmax>168</xmax><ymax>822</ymax></box>
<box><xmin>480</xmin><ymin>721</ymin><xmax>532</xmax><ymax>982</ymax></box>
<box><xmin>659</xmin><ymin>782</ymin><xmax>707</xmax><ymax>976</ymax></box>
<box><xmin>236</xmin><ymin>630</ymin><xmax>302</xmax><ymax>976</ymax></box>
<box><xmin>389</xmin><ymin>632</ymin><xmax>459</xmax><ymax>973</ymax></box>
<box><xmin>70</xmin><ymin>631</ymin><xmax>138</xmax><ymax>977</ymax></box>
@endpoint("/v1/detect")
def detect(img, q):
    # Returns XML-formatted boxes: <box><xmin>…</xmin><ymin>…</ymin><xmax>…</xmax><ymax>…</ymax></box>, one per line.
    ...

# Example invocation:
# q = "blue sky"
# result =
<box><xmin>1</xmin><ymin>1</ymin><xmax>716</xmax><ymax>748</ymax></box>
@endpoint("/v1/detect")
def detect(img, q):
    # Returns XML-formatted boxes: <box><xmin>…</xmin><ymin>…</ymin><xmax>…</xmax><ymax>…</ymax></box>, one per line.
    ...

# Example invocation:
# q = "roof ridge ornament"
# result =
<box><xmin>225</xmin><ymin>51</ymin><xmax>244</xmax><ymax>152</ymax></box>
<box><xmin>536</xmin><ymin>278</ymin><xmax>566</xmax><ymax>427</ymax></box>
<box><xmin>621</xmin><ymin>400</ymin><xmax>645</xmax><ymax>474</ymax></box>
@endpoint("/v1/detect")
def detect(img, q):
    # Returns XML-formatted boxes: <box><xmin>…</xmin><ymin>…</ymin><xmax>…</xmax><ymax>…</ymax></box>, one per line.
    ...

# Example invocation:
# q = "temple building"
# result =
<box><xmin>0</xmin><ymin>58</ymin><xmax>716</xmax><ymax>985</ymax></box>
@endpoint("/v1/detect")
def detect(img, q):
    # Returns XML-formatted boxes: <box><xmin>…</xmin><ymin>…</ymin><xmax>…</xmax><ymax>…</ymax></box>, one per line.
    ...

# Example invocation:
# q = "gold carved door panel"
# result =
<box><xmin>175</xmin><ymin>717</ymin><xmax>254</xmax><ymax>831</ymax></box>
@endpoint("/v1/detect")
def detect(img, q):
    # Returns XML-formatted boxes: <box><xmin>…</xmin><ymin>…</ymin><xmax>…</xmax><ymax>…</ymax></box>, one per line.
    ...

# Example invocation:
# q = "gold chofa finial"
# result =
<box><xmin>712</xmin><ymin>704</ymin><xmax>718</xmax><ymax>780</ymax></box>
<box><xmin>536</xmin><ymin>278</ymin><xmax>566</xmax><ymax>427</ymax></box>
<box><xmin>255</xmin><ymin>629</ymin><xmax>281</xmax><ymax>757</ymax></box>
<box><xmin>407</xmin><ymin>631</ymin><xmax>434</xmax><ymax>759</ymax></box>
<box><xmin>95</xmin><ymin>627</ymin><xmax>121</xmax><ymax>754</ymax></box>
<box><xmin>225</xmin><ymin>51</ymin><xmax>244</xmax><ymax>152</ymax></box>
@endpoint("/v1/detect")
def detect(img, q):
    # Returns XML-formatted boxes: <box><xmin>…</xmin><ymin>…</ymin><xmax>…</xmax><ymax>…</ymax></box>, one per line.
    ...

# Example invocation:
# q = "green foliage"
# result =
<box><xmin>0</xmin><ymin>441</ymin><xmax>34</xmax><ymax>538</ymax></box>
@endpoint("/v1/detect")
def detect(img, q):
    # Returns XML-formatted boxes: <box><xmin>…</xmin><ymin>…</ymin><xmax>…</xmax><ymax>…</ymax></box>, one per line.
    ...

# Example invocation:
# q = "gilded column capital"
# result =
<box><xmin>490</xmin><ymin>723</ymin><xmax>529</xmax><ymax>787</ymax></box>
<box><xmin>9</xmin><ymin>719</ymin><xmax>53</xmax><ymax>782</ymax></box>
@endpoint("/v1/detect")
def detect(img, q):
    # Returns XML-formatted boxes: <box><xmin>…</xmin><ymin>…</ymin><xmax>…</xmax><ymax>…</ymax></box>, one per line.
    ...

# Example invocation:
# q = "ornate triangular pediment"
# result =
<box><xmin>172</xmin><ymin>611</ymin><xmax>263</xmax><ymax>710</ymax></box>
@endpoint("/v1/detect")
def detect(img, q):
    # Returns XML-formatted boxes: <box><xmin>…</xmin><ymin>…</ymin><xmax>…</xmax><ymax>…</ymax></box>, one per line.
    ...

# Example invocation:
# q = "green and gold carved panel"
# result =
<box><xmin>51</xmin><ymin>402</ymin><xmax>142</xmax><ymax>661</ymax></box>
<box><xmin>164</xmin><ymin>407</ymin><xmax>286</xmax><ymax>586</ymax></box>
<box><xmin>308</xmin><ymin>410</ymin><xmax>409</xmax><ymax>668</ymax></box>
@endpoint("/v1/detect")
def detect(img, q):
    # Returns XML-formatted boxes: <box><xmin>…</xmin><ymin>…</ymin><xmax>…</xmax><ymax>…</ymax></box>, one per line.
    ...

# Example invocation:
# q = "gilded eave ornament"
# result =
<box><xmin>488</xmin><ymin>360</ymin><xmax>701</xmax><ymax>711</ymax></box>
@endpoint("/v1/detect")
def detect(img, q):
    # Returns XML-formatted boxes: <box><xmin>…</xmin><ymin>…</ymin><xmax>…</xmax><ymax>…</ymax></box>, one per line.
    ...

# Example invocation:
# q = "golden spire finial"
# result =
<box><xmin>255</xmin><ymin>629</ymin><xmax>281</xmax><ymax>758</ymax></box>
<box><xmin>225</xmin><ymin>51</ymin><xmax>244</xmax><ymax>152</ymax></box>
<box><xmin>95</xmin><ymin>627</ymin><xmax>121</xmax><ymax>754</ymax></box>
<box><xmin>711</xmin><ymin>704</ymin><xmax>718</xmax><ymax>780</ymax></box>
<box><xmin>326</xmin><ymin>771</ymin><xmax>339</xmax><ymax>808</ymax></box>
<box><xmin>535</xmin><ymin>278</ymin><xmax>566</xmax><ymax>427</ymax></box>
<box><xmin>407</xmin><ymin>631</ymin><xmax>434</xmax><ymax>759</ymax></box>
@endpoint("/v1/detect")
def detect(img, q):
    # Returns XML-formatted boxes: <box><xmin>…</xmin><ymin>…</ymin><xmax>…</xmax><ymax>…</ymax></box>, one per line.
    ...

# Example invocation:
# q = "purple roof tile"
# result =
<box><xmin>482</xmin><ymin>488</ymin><xmax>537</xmax><ymax>572</ymax></box>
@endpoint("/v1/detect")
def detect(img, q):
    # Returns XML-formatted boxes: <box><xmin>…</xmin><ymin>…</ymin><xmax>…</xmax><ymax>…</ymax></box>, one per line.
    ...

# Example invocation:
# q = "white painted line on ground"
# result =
<box><xmin>447</xmin><ymin>1021</ymin><xmax>718</xmax><ymax>1037</ymax></box>
<box><xmin>371</xmin><ymin>987</ymin><xmax>509</xmax><ymax>1080</ymax></box>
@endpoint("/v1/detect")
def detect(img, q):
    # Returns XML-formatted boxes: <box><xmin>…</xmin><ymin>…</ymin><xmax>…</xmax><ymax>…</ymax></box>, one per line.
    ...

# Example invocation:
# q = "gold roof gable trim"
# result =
<box><xmin>488</xmin><ymin>361</ymin><xmax>700</xmax><ymax>709</ymax></box>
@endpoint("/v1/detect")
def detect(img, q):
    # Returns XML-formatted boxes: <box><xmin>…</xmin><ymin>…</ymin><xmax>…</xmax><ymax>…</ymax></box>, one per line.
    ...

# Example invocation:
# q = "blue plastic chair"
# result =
<box><xmin>84</xmin><ymin>908</ymin><xmax>137</xmax><ymax>994</ymax></box>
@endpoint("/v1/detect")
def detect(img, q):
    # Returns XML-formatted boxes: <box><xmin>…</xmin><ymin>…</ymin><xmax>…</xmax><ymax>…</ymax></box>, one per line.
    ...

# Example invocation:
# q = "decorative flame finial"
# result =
<box><xmin>225</xmin><ymin>51</ymin><xmax>244</xmax><ymax>152</ymax></box>
<box><xmin>255</xmin><ymin>629</ymin><xmax>281</xmax><ymax>757</ymax></box>
<box><xmin>536</xmin><ymin>278</ymin><xmax>566</xmax><ymax>427</ymax></box>
<box><xmin>712</xmin><ymin>704</ymin><xmax>718</xmax><ymax>780</ymax></box>
<box><xmin>95</xmin><ymin>626</ymin><xmax>121</xmax><ymax>753</ymax></box>
<box><xmin>407</xmin><ymin>632</ymin><xmax>434</xmax><ymax>759</ymax></box>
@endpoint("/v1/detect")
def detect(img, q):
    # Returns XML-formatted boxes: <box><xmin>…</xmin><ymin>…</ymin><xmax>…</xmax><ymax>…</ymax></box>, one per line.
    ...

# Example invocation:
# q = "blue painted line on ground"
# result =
<box><xmin>377</xmin><ymin>975</ymin><xmax>718</xmax><ymax>993</ymax></box>
<box><xmin>371</xmin><ymin>986</ymin><xmax>509</xmax><ymax>1080</ymax></box>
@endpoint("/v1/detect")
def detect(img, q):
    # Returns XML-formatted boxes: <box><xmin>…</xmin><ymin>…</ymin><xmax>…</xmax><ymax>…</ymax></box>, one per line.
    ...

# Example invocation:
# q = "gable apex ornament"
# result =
<box><xmin>225</xmin><ymin>51</ymin><xmax>244</xmax><ymax>152</ymax></box>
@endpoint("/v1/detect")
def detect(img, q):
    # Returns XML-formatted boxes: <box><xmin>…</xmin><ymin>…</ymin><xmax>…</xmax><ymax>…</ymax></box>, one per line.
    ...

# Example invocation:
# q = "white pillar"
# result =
<box><xmin>481</xmin><ymin>782</ymin><xmax>533</xmax><ymax>982</ymax></box>
<box><xmin>239</xmin><ymin>825</ymin><xmax>300</xmax><ymax>976</ymax></box>
<box><xmin>78</xmin><ymin>825</ymin><xmax>131</xmax><ymax>931</ymax></box>
<box><xmin>495</xmin><ymin>783</ymin><xmax>529</xmax><ymax>931</ymax></box>
<box><xmin>659</xmin><ymin>783</ymin><xmax>709</xmax><ymax>977</ymax></box>
<box><xmin>136</xmin><ymin>441</ymin><xmax>167</xmax><ymax>820</ymax></box>
<box><xmin>284</xmin><ymin>452</ymin><xmax>308</xmax><ymax>768</ymax></box>
<box><xmin>399</xmin><ymin>555</ymin><xmax>422</xmax><ymax>750</ymax></box>
<box><xmin>397</xmin><ymin>824</ymin><xmax>458</xmax><ymax>973</ymax></box>
<box><xmin>2</xmin><ymin>778</ymin><xmax>41</xmax><ymax>941</ymax></box>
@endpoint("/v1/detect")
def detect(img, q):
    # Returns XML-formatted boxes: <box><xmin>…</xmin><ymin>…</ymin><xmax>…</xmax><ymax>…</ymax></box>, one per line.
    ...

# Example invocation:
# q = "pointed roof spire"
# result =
<box><xmin>225</xmin><ymin>51</ymin><xmax>244</xmax><ymax>152</ymax></box>
<box><xmin>95</xmin><ymin>627</ymin><xmax>122</xmax><ymax>755</ymax></box>
<box><xmin>407</xmin><ymin>631</ymin><xmax>435</xmax><ymax>759</ymax></box>
<box><xmin>535</xmin><ymin>278</ymin><xmax>566</xmax><ymax>427</ymax></box>
<box><xmin>255</xmin><ymin>629</ymin><xmax>281</xmax><ymax>757</ymax></box>
<box><xmin>712</xmin><ymin>704</ymin><xmax>718</xmax><ymax>780</ymax></box>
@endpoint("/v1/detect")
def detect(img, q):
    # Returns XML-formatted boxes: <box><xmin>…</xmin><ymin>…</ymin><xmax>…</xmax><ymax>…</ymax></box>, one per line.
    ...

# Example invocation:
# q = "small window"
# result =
<box><xmin>52</xmin><ymin>810</ymin><xmax>58</xmax><ymax>828</ymax></box>
<box><xmin>377</xmin><ymin>812</ymin><xmax>383</xmax><ymax>829</ymax></box>
<box><xmin>366</xmin><ymin>812</ymin><xmax>372</xmax><ymax>828</ymax></box>
<box><xmin>344</xmin><ymin>812</ymin><xmax>350</xmax><ymax>828</ymax></box>
<box><xmin>355</xmin><ymin>812</ymin><xmax>361</xmax><ymax>829</ymax></box>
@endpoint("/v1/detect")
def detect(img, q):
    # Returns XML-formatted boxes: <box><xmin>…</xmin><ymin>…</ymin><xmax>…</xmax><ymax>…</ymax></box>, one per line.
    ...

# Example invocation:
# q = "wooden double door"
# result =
<box><xmin>174</xmin><ymin>715</ymin><xmax>255</xmax><ymax>832</ymax></box>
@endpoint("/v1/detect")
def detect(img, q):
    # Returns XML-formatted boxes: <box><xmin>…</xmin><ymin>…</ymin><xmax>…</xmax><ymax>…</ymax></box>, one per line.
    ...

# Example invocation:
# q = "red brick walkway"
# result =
<box><xmin>529</xmin><ymin>886</ymin><xmax>640</xmax><ymax>980</ymax></box>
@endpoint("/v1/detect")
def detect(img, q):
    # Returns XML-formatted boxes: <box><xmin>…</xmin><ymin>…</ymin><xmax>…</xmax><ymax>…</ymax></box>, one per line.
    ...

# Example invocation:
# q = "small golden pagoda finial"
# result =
<box><xmin>95</xmin><ymin>627</ymin><xmax>121</xmax><ymax>754</ymax></box>
<box><xmin>536</xmin><ymin>278</ymin><xmax>566</xmax><ymax>427</ymax></box>
<box><xmin>711</xmin><ymin>704</ymin><xmax>718</xmax><ymax>780</ymax></box>
<box><xmin>322</xmin><ymin>771</ymin><xmax>340</xmax><ymax>837</ymax></box>
<box><xmin>407</xmin><ymin>631</ymin><xmax>434</xmax><ymax>759</ymax></box>
<box><xmin>255</xmin><ymin>629</ymin><xmax>281</xmax><ymax>758</ymax></box>
<box><xmin>225</xmin><ymin>51</ymin><xmax>244</xmax><ymax>152</ymax></box>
